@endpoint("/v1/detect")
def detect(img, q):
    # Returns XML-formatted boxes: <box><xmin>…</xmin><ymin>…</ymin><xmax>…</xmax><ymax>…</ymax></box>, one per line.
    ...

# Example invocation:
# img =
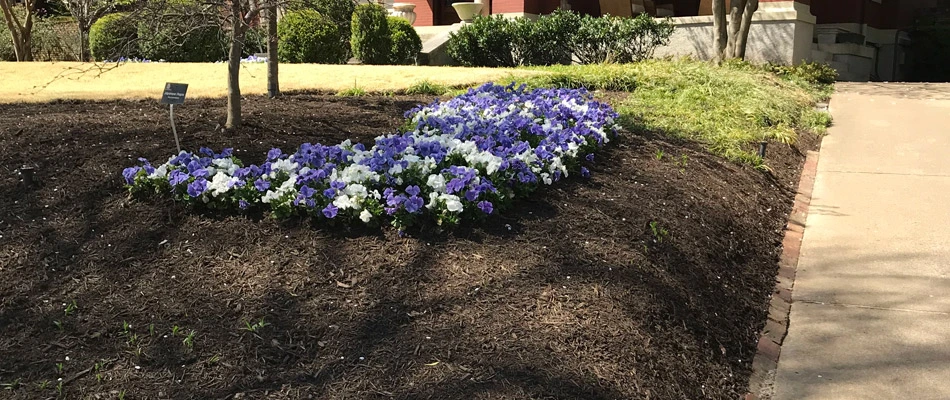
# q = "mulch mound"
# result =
<box><xmin>0</xmin><ymin>92</ymin><xmax>818</xmax><ymax>399</ymax></box>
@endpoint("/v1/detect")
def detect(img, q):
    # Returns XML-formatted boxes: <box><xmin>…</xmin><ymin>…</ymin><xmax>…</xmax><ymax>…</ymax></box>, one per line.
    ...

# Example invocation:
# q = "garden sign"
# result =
<box><xmin>160</xmin><ymin>83</ymin><xmax>188</xmax><ymax>152</ymax></box>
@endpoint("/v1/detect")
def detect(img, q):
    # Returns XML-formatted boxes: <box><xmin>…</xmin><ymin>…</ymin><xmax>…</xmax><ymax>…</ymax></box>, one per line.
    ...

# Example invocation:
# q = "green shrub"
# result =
<box><xmin>350</xmin><ymin>4</ymin><xmax>391</xmax><ymax>64</ymax></box>
<box><xmin>136</xmin><ymin>1</ymin><xmax>226</xmax><ymax>62</ymax></box>
<box><xmin>446</xmin><ymin>15</ymin><xmax>516</xmax><ymax>67</ymax></box>
<box><xmin>573</xmin><ymin>14</ymin><xmax>673</xmax><ymax>64</ymax></box>
<box><xmin>512</xmin><ymin>9</ymin><xmax>581</xmax><ymax>66</ymax></box>
<box><xmin>766</xmin><ymin>61</ymin><xmax>838</xmax><ymax>86</ymax></box>
<box><xmin>278</xmin><ymin>9</ymin><xmax>347</xmax><ymax>64</ymax></box>
<box><xmin>90</xmin><ymin>13</ymin><xmax>137</xmax><ymax>61</ymax></box>
<box><xmin>0</xmin><ymin>15</ymin><xmax>17</xmax><ymax>61</ymax></box>
<box><xmin>31</xmin><ymin>17</ymin><xmax>81</xmax><ymax>61</ymax></box>
<box><xmin>242</xmin><ymin>27</ymin><xmax>267</xmax><ymax>57</ymax></box>
<box><xmin>388</xmin><ymin>16</ymin><xmax>421</xmax><ymax>65</ymax></box>
<box><xmin>314</xmin><ymin>0</ymin><xmax>356</xmax><ymax>44</ymax></box>
<box><xmin>137</xmin><ymin>23</ymin><xmax>225</xmax><ymax>62</ymax></box>
<box><xmin>405</xmin><ymin>80</ymin><xmax>449</xmax><ymax>95</ymax></box>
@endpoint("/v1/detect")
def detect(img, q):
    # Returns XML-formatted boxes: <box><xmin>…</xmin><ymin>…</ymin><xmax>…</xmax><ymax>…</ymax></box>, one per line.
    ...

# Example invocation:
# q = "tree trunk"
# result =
<box><xmin>226</xmin><ymin>23</ymin><xmax>247</xmax><ymax>129</ymax></box>
<box><xmin>266</xmin><ymin>6</ymin><xmax>279</xmax><ymax>98</ymax></box>
<box><xmin>734</xmin><ymin>0</ymin><xmax>758</xmax><ymax>60</ymax></box>
<box><xmin>1</xmin><ymin>0</ymin><xmax>34</xmax><ymax>61</ymax></box>
<box><xmin>711</xmin><ymin>0</ymin><xmax>727</xmax><ymax>63</ymax></box>
<box><xmin>78</xmin><ymin>25</ymin><xmax>90</xmax><ymax>61</ymax></box>
<box><xmin>726</xmin><ymin>0</ymin><xmax>747</xmax><ymax>59</ymax></box>
<box><xmin>17</xmin><ymin>29</ymin><xmax>32</xmax><ymax>61</ymax></box>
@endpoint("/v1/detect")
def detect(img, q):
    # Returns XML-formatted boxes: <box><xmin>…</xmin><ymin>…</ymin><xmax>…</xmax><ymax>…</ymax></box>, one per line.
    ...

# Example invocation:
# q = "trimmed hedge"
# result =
<box><xmin>350</xmin><ymin>3</ymin><xmax>391</xmax><ymax>64</ymax></box>
<box><xmin>278</xmin><ymin>9</ymin><xmax>348</xmax><ymax>64</ymax></box>
<box><xmin>573</xmin><ymin>14</ymin><xmax>674</xmax><ymax>64</ymax></box>
<box><xmin>446</xmin><ymin>15</ymin><xmax>516</xmax><ymax>67</ymax></box>
<box><xmin>388</xmin><ymin>16</ymin><xmax>421</xmax><ymax>65</ymax></box>
<box><xmin>513</xmin><ymin>9</ymin><xmax>580</xmax><ymax>66</ymax></box>
<box><xmin>89</xmin><ymin>13</ymin><xmax>137</xmax><ymax>61</ymax></box>
<box><xmin>448</xmin><ymin>11</ymin><xmax>674</xmax><ymax>67</ymax></box>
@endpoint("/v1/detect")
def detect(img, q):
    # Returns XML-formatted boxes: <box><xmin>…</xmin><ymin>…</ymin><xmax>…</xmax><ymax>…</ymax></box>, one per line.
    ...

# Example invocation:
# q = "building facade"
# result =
<box><xmin>403</xmin><ymin>0</ymin><xmax>944</xmax><ymax>81</ymax></box>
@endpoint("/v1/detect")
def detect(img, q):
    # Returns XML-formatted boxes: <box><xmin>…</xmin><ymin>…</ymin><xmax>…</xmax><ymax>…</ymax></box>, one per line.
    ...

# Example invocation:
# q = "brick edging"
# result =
<box><xmin>744</xmin><ymin>149</ymin><xmax>821</xmax><ymax>400</ymax></box>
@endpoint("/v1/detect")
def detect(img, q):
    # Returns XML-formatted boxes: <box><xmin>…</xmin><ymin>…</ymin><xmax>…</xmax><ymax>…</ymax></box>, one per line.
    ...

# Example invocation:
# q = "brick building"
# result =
<box><xmin>403</xmin><ymin>0</ymin><xmax>946</xmax><ymax>80</ymax></box>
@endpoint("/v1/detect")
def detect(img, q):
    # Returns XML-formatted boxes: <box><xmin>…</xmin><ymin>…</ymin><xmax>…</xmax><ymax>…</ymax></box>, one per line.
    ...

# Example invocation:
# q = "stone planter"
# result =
<box><xmin>391</xmin><ymin>3</ymin><xmax>417</xmax><ymax>25</ymax></box>
<box><xmin>452</xmin><ymin>2</ymin><xmax>484</xmax><ymax>23</ymax></box>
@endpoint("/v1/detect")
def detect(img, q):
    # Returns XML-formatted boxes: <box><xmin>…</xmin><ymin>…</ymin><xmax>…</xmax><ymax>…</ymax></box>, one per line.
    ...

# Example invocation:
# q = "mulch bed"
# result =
<box><xmin>0</xmin><ymin>92</ymin><xmax>818</xmax><ymax>399</ymax></box>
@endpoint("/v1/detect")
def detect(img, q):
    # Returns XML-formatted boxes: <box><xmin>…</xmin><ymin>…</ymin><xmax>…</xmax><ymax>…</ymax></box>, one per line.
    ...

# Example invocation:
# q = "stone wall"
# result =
<box><xmin>654</xmin><ymin>1</ymin><xmax>816</xmax><ymax>65</ymax></box>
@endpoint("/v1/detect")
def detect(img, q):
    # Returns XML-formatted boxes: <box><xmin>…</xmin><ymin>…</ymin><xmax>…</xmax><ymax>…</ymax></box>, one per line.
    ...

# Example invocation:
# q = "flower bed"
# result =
<box><xmin>123</xmin><ymin>83</ymin><xmax>619</xmax><ymax>229</ymax></box>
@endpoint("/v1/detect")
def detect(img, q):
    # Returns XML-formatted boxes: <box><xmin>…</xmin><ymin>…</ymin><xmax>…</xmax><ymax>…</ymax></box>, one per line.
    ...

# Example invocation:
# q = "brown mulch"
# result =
<box><xmin>0</xmin><ymin>92</ymin><xmax>818</xmax><ymax>399</ymax></box>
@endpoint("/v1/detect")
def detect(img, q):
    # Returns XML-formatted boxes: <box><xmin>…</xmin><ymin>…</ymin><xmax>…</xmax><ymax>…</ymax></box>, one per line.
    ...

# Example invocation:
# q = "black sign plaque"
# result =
<box><xmin>160</xmin><ymin>83</ymin><xmax>188</xmax><ymax>104</ymax></box>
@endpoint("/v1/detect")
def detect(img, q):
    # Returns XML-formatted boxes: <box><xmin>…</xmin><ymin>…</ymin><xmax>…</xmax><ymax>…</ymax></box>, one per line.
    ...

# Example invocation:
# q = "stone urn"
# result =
<box><xmin>391</xmin><ymin>3</ymin><xmax>417</xmax><ymax>25</ymax></box>
<box><xmin>452</xmin><ymin>1</ymin><xmax>484</xmax><ymax>23</ymax></box>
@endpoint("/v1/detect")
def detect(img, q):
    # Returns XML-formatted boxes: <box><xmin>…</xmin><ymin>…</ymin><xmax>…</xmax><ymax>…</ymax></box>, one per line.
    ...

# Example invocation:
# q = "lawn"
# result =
<box><xmin>0</xmin><ymin>62</ymin><xmax>539</xmax><ymax>103</ymax></box>
<box><xmin>0</xmin><ymin>59</ymin><xmax>828</xmax><ymax>399</ymax></box>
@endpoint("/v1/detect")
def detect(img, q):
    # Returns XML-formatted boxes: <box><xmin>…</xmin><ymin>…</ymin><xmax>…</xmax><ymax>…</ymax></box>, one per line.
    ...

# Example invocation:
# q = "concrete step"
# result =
<box><xmin>817</xmin><ymin>42</ymin><xmax>875</xmax><ymax>59</ymax></box>
<box><xmin>810</xmin><ymin>49</ymin><xmax>833</xmax><ymax>63</ymax></box>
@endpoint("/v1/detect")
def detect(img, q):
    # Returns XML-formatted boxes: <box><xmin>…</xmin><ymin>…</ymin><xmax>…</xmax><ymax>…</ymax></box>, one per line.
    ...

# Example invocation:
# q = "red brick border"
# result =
<box><xmin>744</xmin><ymin>149</ymin><xmax>820</xmax><ymax>400</ymax></box>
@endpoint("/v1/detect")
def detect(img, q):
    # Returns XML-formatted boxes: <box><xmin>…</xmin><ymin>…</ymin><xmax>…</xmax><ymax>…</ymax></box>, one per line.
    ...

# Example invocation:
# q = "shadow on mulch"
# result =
<box><xmin>0</xmin><ymin>92</ymin><xmax>819</xmax><ymax>399</ymax></box>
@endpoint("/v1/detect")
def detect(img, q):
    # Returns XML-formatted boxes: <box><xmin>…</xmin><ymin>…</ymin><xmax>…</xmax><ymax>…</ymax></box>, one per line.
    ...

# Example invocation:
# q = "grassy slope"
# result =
<box><xmin>526</xmin><ymin>60</ymin><xmax>831</xmax><ymax>166</ymax></box>
<box><xmin>0</xmin><ymin>62</ymin><xmax>539</xmax><ymax>103</ymax></box>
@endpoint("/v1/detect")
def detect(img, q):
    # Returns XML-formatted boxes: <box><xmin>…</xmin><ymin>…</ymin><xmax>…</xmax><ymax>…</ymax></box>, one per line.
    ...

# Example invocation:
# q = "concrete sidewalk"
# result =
<box><xmin>772</xmin><ymin>83</ymin><xmax>950</xmax><ymax>399</ymax></box>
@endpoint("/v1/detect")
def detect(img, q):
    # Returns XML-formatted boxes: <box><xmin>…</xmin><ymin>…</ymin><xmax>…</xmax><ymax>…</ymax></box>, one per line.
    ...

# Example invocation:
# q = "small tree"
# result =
<box><xmin>0</xmin><ymin>0</ymin><xmax>36</xmax><ymax>61</ymax></box>
<box><xmin>712</xmin><ymin>0</ymin><xmax>759</xmax><ymax>62</ymax></box>
<box><xmin>60</xmin><ymin>0</ymin><xmax>115</xmax><ymax>61</ymax></box>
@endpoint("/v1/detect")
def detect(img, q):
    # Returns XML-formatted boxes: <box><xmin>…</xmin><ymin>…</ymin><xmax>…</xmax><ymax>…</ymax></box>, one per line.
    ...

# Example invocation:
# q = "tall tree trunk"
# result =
<box><xmin>726</xmin><ymin>0</ymin><xmax>747</xmax><ymax>59</ymax></box>
<box><xmin>226</xmin><ymin>21</ymin><xmax>247</xmax><ymax>129</ymax></box>
<box><xmin>1</xmin><ymin>0</ymin><xmax>34</xmax><ymax>61</ymax></box>
<box><xmin>78</xmin><ymin>25</ymin><xmax>90</xmax><ymax>61</ymax></box>
<box><xmin>711</xmin><ymin>0</ymin><xmax>727</xmax><ymax>63</ymax></box>
<box><xmin>266</xmin><ymin>5</ymin><xmax>279</xmax><ymax>98</ymax></box>
<box><xmin>734</xmin><ymin>0</ymin><xmax>758</xmax><ymax>60</ymax></box>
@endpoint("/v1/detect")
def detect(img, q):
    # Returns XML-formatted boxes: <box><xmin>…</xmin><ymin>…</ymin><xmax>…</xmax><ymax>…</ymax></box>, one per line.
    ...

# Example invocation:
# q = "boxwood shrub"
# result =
<box><xmin>89</xmin><ymin>13</ymin><xmax>138</xmax><ymax>61</ymax></box>
<box><xmin>350</xmin><ymin>3</ymin><xmax>391</xmax><ymax>64</ymax></box>
<box><xmin>278</xmin><ymin>9</ymin><xmax>348</xmax><ymax>64</ymax></box>
<box><xmin>388</xmin><ymin>16</ymin><xmax>421</xmax><ymax>65</ymax></box>
<box><xmin>446</xmin><ymin>15</ymin><xmax>516</xmax><ymax>67</ymax></box>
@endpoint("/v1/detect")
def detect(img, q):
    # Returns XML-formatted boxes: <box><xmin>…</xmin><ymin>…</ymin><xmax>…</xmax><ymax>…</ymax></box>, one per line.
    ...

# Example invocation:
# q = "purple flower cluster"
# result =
<box><xmin>123</xmin><ymin>83</ymin><xmax>619</xmax><ymax>229</ymax></box>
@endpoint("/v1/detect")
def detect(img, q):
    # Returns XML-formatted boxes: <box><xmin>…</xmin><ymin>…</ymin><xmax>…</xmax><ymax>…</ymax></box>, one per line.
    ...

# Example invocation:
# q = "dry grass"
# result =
<box><xmin>0</xmin><ymin>62</ymin><xmax>541</xmax><ymax>103</ymax></box>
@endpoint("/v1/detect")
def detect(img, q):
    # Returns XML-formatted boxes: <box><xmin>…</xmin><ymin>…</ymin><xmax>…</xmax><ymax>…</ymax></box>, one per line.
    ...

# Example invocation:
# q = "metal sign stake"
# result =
<box><xmin>170</xmin><ymin>104</ymin><xmax>181</xmax><ymax>153</ymax></box>
<box><xmin>160</xmin><ymin>82</ymin><xmax>189</xmax><ymax>153</ymax></box>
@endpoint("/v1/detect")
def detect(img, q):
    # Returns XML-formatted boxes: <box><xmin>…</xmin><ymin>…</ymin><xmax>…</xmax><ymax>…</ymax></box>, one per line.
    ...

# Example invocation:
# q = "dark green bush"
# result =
<box><xmin>242</xmin><ymin>27</ymin><xmax>267</xmax><ymax>57</ymax></box>
<box><xmin>89</xmin><ymin>13</ymin><xmax>137</xmax><ymax>61</ymax></box>
<box><xmin>135</xmin><ymin>0</ymin><xmax>226</xmax><ymax>62</ymax></box>
<box><xmin>350</xmin><ymin>3</ymin><xmax>391</xmax><ymax>64</ymax></box>
<box><xmin>314</xmin><ymin>0</ymin><xmax>356</xmax><ymax>40</ymax></box>
<box><xmin>512</xmin><ymin>9</ymin><xmax>581</xmax><ymax>66</ymax></box>
<box><xmin>573</xmin><ymin>14</ymin><xmax>673</xmax><ymax>64</ymax></box>
<box><xmin>278</xmin><ymin>9</ymin><xmax>347</xmax><ymax>64</ymax></box>
<box><xmin>767</xmin><ymin>62</ymin><xmax>839</xmax><ymax>85</ymax></box>
<box><xmin>446</xmin><ymin>15</ymin><xmax>516</xmax><ymax>67</ymax></box>
<box><xmin>388</xmin><ymin>16</ymin><xmax>421</xmax><ymax>65</ymax></box>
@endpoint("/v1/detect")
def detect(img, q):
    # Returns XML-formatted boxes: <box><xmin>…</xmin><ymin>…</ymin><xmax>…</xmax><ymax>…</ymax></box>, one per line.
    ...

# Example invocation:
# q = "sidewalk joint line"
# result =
<box><xmin>796</xmin><ymin>300</ymin><xmax>950</xmax><ymax>316</ymax></box>
<box><xmin>821</xmin><ymin>170</ymin><xmax>950</xmax><ymax>178</ymax></box>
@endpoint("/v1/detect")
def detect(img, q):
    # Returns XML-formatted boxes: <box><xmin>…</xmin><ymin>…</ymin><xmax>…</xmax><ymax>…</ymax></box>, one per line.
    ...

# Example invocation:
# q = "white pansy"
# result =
<box><xmin>333</xmin><ymin>194</ymin><xmax>358</xmax><ymax>210</ymax></box>
<box><xmin>426</xmin><ymin>174</ymin><xmax>446</xmax><ymax>192</ymax></box>
<box><xmin>359</xmin><ymin>209</ymin><xmax>372</xmax><ymax>223</ymax></box>
<box><xmin>426</xmin><ymin>192</ymin><xmax>439</xmax><ymax>209</ymax></box>
<box><xmin>261</xmin><ymin>175</ymin><xmax>297</xmax><ymax>203</ymax></box>
<box><xmin>441</xmin><ymin>194</ymin><xmax>463</xmax><ymax>212</ymax></box>
<box><xmin>388</xmin><ymin>163</ymin><xmax>404</xmax><ymax>176</ymax></box>
<box><xmin>269</xmin><ymin>159</ymin><xmax>299</xmax><ymax>178</ymax></box>
<box><xmin>148</xmin><ymin>164</ymin><xmax>168</xmax><ymax>179</ymax></box>
<box><xmin>213</xmin><ymin>158</ymin><xmax>239</xmax><ymax>175</ymax></box>
<box><xmin>344</xmin><ymin>183</ymin><xmax>368</xmax><ymax>198</ymax></box>
<box><xmin>207</xmin><ymin>173</ymin><xmax>237</xmax><ymax>197</ymax></box>
<box><xmin>541</xmin><ymin>172</ymin><xmax>552</xmax><ymax>185</ymax></box>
